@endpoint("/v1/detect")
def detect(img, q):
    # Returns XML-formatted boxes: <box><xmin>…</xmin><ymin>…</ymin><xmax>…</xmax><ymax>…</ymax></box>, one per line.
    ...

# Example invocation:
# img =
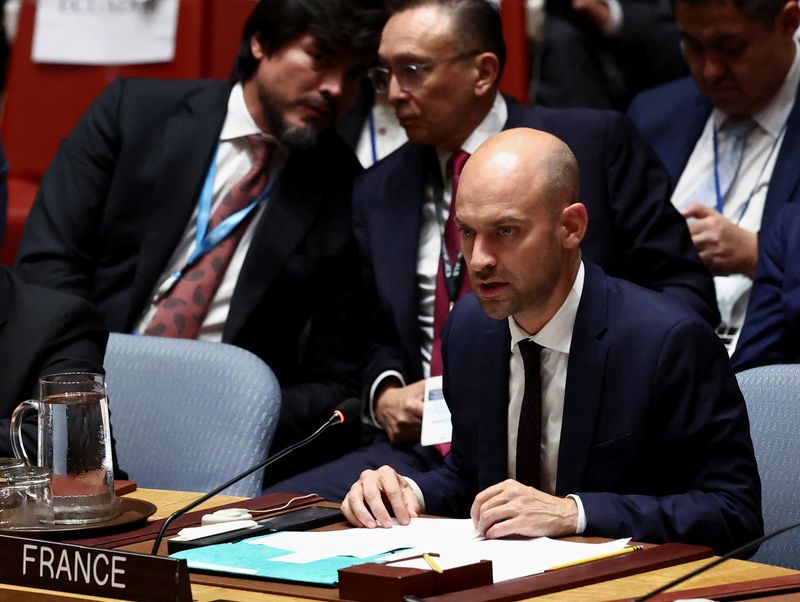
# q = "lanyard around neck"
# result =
<box><xmin>174</xmin><ymin>146</ymin><xmax>276</xmax><ymax>280</ymax></box>
<box><xmin>711</xmin><ymin>118</ymin><xmax>788</xmax><ymax>224</ymax></box>
<box><xmin>430</xmin><ymin>161</ymin><xmax>464</xmax><ymax>302</ymax></box>
<box><xmin>367</xmin><ymin>103</ymin><xmax>378</xmax><ymax>165</ymax></box>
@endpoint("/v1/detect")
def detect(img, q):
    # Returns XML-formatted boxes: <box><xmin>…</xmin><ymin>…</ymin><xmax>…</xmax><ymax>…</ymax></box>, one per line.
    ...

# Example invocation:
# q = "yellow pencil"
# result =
<box><xmin>547</xmin><ymin>545</ymin><xmax>644</xmax><ymax>571</ymax></box>
<box><xmin>423</xmin><ymin>552</ymin><xmax>444</xmax><ymax>573</ymax></box>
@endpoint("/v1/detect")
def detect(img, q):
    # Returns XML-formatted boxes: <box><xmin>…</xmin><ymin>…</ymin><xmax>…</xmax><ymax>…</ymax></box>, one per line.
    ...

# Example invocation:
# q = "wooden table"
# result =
<box><xmin>0</xmin><ymin>488</ymin><xmax>796</xmax><ymax>602</ymax></box>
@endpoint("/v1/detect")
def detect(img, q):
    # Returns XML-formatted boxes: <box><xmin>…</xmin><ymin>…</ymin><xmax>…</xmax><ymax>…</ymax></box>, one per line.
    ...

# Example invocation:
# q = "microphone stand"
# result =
<box><xmin>151</xmin><ymin>412</ymin><xmax>343</xmax><ymax>555</ymax></box>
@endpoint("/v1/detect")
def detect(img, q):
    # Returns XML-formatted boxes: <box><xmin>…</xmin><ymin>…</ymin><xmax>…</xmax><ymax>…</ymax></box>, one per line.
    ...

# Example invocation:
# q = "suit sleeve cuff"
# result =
<box><xmin>566</xmin><ymin>494</ymin><xmax>587</xmax><ymax>534</ymax></box>
<box><xmin>369</xmin><ymin>370</ymin><xmax>406</xmax><ymax>427</ymax></box>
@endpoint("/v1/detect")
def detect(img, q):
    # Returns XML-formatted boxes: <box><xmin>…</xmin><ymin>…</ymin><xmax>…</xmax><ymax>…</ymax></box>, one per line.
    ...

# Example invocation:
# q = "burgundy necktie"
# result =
<box><xmin>144</xmin><ymin>135</ymin><xmax>272</xmax><ymax>339</ymax></box>
<box><xmin>429</xmin><ymin>149</ymin><xmax>471</xmax><ymax>377</ymax></box>
<box><xmin>516</xmin><ymin>339</ymin><xmax>543</xmax><ymax>488</ymax></box>
<box><xmin>430</xmin><ymin>149</ymin><xmax>471</xmax><ymax>456</ymax></box>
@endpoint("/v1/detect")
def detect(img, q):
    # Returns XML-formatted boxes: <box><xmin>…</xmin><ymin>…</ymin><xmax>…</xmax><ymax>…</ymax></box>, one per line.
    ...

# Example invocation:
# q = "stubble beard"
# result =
<box><xmin>259</xmin><ymin>87</ymin><xmax>322</xmax><ymax>150</ymax></box>
<box><xmin>267</xmin><ymin>108</ymin><xmax>320</xmax><ymax>150</ymax></box>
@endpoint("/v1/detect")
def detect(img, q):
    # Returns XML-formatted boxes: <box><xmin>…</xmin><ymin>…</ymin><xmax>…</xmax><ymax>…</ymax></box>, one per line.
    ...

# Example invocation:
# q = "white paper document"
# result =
<box><xmin>249</xmin><ymin>517</ymin><xmax>631</xmax><ymax>582</ymax></box>
<box><xmin>420</xmin><ymin>375</ymin><xmax>452</xmax><ymax>446</ymax></box>
<box><xmin>32</xmin><ymin>0</ymin><xmax>179</xmax><ymax>65</ymax></box>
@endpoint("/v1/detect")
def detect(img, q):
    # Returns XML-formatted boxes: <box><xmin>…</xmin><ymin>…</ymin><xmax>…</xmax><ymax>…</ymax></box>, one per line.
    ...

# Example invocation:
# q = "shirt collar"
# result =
<box><xmin>435</xmin><ymin>93</ymin><xmax>508</xmax><ymax>177</ymax></box>
<box><xmin>220</xmin><ymin>83</ymin><xmax>288</xmax><ymax>156</ymax></box>
<box><xmin>715</xmin><ymin>38</ymin><xmax>800</xmax><ymax>139</ymax></box>
<box><xmin>508</xmin><ymin>261</ymin><xmax>585</xmax><ymax>355</ymax></box>
<box><xmin>220</xmin><ymin>83</ymin><xmax>264</xmax><ymax>141</ymax></box>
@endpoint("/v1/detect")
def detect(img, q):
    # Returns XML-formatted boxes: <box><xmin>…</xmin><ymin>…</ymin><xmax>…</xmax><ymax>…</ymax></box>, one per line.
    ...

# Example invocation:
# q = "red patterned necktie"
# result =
<box><xmin>430</xmin><ymin>149</ymin><xmax>471</xmax><ymax>456</ymax></box>
<box><xmin>144</xmin><ymin>135</ymin><xmax>272</xmax><ymax>339</ymax></box>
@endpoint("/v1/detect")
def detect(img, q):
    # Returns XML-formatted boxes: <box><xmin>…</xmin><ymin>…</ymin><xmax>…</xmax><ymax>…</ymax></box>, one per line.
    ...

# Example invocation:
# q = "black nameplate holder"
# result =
<box><xmin>0</xmin><ymin>534</ymin><xmax>191</xmax><ymax>601</ymax></box>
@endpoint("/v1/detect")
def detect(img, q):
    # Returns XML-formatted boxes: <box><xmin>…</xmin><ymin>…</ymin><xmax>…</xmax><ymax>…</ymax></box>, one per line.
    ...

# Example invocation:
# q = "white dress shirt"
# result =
<box><xmin>136</xmin><ymin>83</ymin><xmax>286</xmax><ymax>341</ymax></box>
<box><xmin>671</xmin><ymin>39</ymin><xmax>800</xmax><ymax>352</ymax></box>
<box><xmin>368</xmin><ymin>93</ymin><xmax>508</xmax><ymax>425</ymax></box>
<box><xmin>354</xmin><ymin>99</ymin><xmax>408</xmax><ymax>168</ymax></box>
<box><xmin>408</xmin><ymin>262</ymin><xmax>588</xmax><ymax>533</ymax></box>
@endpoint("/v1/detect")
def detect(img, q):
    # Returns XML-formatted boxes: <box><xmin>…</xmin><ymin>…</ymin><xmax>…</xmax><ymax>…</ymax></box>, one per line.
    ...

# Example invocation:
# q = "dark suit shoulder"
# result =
<box><xmin>2</xmin><ymin>268</ymin><xmax>107</xmax><ymax>344</ymax></box>
<box><xmin>601</xmin><ymin>267</ymin><xmax>714</xmax><ymax>336</ymax></box>
<box><xmin>447</xmin><ymin>293</ymin><xmax>507</xmax><ymax>340</ymax></box>
<box><xmin>0</xmin><ymin>267</ymin><xmax>108</xmax><ymax>414</ymax></box>
<box><xmin>628</xmin><ymin>77</ymin><xmax>707</xmax><ymax>130</ymax></box>
<box><xmin>507</xmin><ymin>96</ymin><xmax>632</xmax><ymax>137</ymax></box>
<box><xmin>106</xmin><ymin>77</ymin><xmax>230</xmax><ymax>103</ymax></box>
<box><xmin>103</xmin><ymin>78</ymin><xmax>231</xmax><ymax>122</ymax></box>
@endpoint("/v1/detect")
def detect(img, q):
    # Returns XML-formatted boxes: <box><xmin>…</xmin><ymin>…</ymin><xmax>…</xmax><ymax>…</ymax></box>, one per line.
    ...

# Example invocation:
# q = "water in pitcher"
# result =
<box><xmin>42</xmin><ymin>391</ymin><xmax>117</xmax><ymax>524</ymax></box>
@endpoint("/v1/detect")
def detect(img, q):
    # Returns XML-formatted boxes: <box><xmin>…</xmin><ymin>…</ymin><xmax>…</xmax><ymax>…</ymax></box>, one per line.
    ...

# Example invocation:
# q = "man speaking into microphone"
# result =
<box><xmin>342</xmin><ymin>129</ymin><xmax>762</xmax><ymax>555</ymax></box>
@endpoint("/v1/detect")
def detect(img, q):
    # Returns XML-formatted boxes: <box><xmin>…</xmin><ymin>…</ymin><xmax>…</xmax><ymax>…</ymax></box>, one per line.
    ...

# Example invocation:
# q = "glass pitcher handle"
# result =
<box><xmin>10</xmin><ymin>399</ymin><xmax>38</xmax><ymax>464</ymax></box>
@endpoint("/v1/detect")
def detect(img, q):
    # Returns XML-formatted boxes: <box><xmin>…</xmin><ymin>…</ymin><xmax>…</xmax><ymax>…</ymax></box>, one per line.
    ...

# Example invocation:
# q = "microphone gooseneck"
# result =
<box><xmin>150</xmin><ymin>398</ymin><xmax>360</xmax><ymax>555</ymax></box>
<box><xmin>635</xmin><ymin>520</ymin><xmax>800</xmax><ymax>601</ymax></box>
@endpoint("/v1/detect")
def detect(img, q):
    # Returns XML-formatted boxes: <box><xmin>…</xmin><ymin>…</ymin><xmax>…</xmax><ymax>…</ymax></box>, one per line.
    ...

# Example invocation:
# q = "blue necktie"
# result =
<box><xmin>689</xmin><ymin>117</ymin><xmax>757</xmax><ymax>211</ymax></box>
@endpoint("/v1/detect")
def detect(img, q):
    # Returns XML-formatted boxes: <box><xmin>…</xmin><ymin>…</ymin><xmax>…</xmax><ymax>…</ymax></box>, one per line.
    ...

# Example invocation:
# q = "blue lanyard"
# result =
<box><xmin>712</xmin><ymin>118</ymin><xmax>788</xmax><ymax>224</ymax></box>
<box><xmin>367</xmin><ymin>102</ymin><xmax>378</xmax><ymax>165</ymax></box>
<box><xmin>173</xmin><ymin>147</ymin><xmax>276</xmax><ymax>280</ymax></box>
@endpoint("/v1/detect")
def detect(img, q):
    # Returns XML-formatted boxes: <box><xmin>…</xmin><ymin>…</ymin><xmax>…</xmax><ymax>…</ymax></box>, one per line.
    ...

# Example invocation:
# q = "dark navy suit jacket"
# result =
<box><xmin>354</xmin><ymin>97</ymin><xmax>718</xmax><ymax>392</ymax></box>
<box><xmin>0</xmin><ymin>266</ymin><xmax>127</xmax><ymax>477</ymax></box>
<box><xmin>14</xmin><ymin>78</ymin><xmax>369</xmax><ymax>460</ymax></box>
<box><xmin>415</xmin><ymin>262</ymin><xmax>762</xmax><ymax>555</ymax></box>
<box><xmin>628</xmin><ymin>77</ymin><xmax>800</xmax><ymax>233</ymax></box>
<box><xmin>733</xmin><ymin>203</ymin><xmax>800</xmax><ymax>371</ymax></box>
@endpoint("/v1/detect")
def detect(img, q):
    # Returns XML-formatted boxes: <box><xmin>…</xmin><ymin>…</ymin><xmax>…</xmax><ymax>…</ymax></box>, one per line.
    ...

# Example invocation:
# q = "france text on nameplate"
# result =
<box><xmin>0</xmin><ymin>534</ymin><xmax>191</xmax><ymax>601</ymax></box>
<box><xmin>420</xmin><ymin>375</ymin><xmax>453</xmax><ymax>446</ymax></box>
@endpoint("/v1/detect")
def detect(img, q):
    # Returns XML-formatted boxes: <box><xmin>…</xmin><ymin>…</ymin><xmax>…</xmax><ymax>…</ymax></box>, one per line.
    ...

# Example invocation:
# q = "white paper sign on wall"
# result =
<box><xmin>32</xmin><ymin>0</ymin><xmax>179</xmax><ymax>65</ymax></box>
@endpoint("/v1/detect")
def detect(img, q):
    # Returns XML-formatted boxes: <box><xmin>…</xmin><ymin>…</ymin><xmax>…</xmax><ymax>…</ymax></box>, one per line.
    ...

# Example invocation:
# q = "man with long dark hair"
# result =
<box><xmin>15</xmin><ymin>0</ymin><xmax>386</xmax><ymax>483</ymax></box>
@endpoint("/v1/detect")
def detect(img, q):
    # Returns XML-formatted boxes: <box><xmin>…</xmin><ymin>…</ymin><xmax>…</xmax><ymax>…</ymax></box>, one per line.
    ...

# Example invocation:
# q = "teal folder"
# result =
<box><xmin>171</xmin><ymin>539</ymin><xmax>393</xmax><ymax>587</ymax></box>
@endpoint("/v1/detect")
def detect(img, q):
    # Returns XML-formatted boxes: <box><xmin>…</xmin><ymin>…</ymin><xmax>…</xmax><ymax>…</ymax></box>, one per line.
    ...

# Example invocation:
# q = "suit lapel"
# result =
<box><xmin>474</xmin><ymin>316</ymin><xmax>511</xmax><ymax>488</ymax></box>
<box><xmin>556</xmin><ymin>263</ymin><xmax>610</xmax><ymax>495</ymax></box>
<box><xmin>657</xmin><ymin>91</ymin><xmax>710</xmax><ymax>184</ymax></box>
<box><xmin>223</xmin><ymin>151</ymin><xmax>325</xmax><ymax>341</ymax></box>
<box><xmin>128</xmin><ymin>83</ymin><xmax>230</xmax><ymax>328</ymax></box>
<box><xmin>372</xmin><ymin>145</ymin><xmax>432</xmax><ymax>369</ymax></box>
<box><xmin>763</xmin><ymin>80</ymin><xmax>800</xmax><ymax>228</ymax></box>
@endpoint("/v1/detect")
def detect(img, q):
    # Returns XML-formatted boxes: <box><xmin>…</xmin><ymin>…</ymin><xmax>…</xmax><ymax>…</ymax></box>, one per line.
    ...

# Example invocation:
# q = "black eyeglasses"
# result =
<box><xmin>367</xmin><ymin>50</ymin><xmax>481</xmax><ymax>94</ymax></box>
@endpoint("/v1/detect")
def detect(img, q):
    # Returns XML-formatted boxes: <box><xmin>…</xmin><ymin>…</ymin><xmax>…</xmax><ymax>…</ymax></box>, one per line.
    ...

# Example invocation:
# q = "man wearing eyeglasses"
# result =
<box><xmin>267</xmin><ymin>0</ymin><xmax>717</xmax><ymax>499</ymax></box>
<box><xmin>628</xmin><ymin>0</ymin><xmax>800</xmax><ymax>356</ymax></box>
<box><xmin>15</xmin><ymin>0</ymin><xmax>386</xmax><ymax>485</ymax></box>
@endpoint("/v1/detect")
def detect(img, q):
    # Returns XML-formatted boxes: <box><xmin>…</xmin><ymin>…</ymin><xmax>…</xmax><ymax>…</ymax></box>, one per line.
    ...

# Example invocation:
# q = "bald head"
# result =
<box><xmin>460</xmin><ymin>128</ymin><xmax>580</xmax><ymax>218</ymax></box>
<box><xmin>454</xmin><ymin>128</ymin><xmax>587</xmax><ymax>334</ymax></box>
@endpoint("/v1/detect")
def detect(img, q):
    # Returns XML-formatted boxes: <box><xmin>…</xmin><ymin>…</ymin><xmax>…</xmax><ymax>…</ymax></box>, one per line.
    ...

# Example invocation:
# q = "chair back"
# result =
<box><xmin>104</xmin><ymin>334</ymin><xmax>281</xmax><ymax>496</ymax></box>
<box><xmin>736</xmin><ymin>365</ymin><xmax>800</xmax><ymax>568</ymax></box>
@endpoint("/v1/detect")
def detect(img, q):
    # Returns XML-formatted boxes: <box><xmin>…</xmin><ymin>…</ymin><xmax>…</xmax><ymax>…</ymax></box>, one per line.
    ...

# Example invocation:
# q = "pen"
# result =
<box><xmin>423</xmin><ymin>552</ymin><xmax>443</xmax><ymax>573</ymax></box>
<box><xmin>547</xmin><ymin>544</ymin><xmax>644</xmax><ymax>571</ymax></box>
<box><xmin>382</xmin><ymin>552</ymin><xmax>440</xmax><ymax>565</ymax></box>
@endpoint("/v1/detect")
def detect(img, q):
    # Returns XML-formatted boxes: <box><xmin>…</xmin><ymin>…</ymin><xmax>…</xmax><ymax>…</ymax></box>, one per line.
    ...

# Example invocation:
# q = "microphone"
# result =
<box><xmin>150</xmin><ymin>397</ymin><xmax>360</xmax><ymax>555</ymax></box>
<box><xmin>635</xmin><ymin>520</ymin><xmax>800</xmax><ymax>601</ymax></box>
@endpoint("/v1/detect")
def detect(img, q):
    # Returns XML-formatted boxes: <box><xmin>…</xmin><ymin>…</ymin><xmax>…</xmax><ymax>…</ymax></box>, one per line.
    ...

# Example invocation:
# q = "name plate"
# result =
<box><xmin>0</xmin><ymin>534</ymin><xmax>191</xmax><ymax>601</ymax></box>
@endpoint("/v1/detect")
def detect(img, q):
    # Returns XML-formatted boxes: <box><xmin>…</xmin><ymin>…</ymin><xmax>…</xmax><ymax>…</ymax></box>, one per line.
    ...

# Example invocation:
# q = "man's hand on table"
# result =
<box><xmin>341</xmin><ymin>465</ymin><xmax>421</xmax><ymax>528</ymax></box>
<box><xmin>471</xmin><ymin>480</ymin><xmax>578</xmax><ymax>538</ymax></box>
